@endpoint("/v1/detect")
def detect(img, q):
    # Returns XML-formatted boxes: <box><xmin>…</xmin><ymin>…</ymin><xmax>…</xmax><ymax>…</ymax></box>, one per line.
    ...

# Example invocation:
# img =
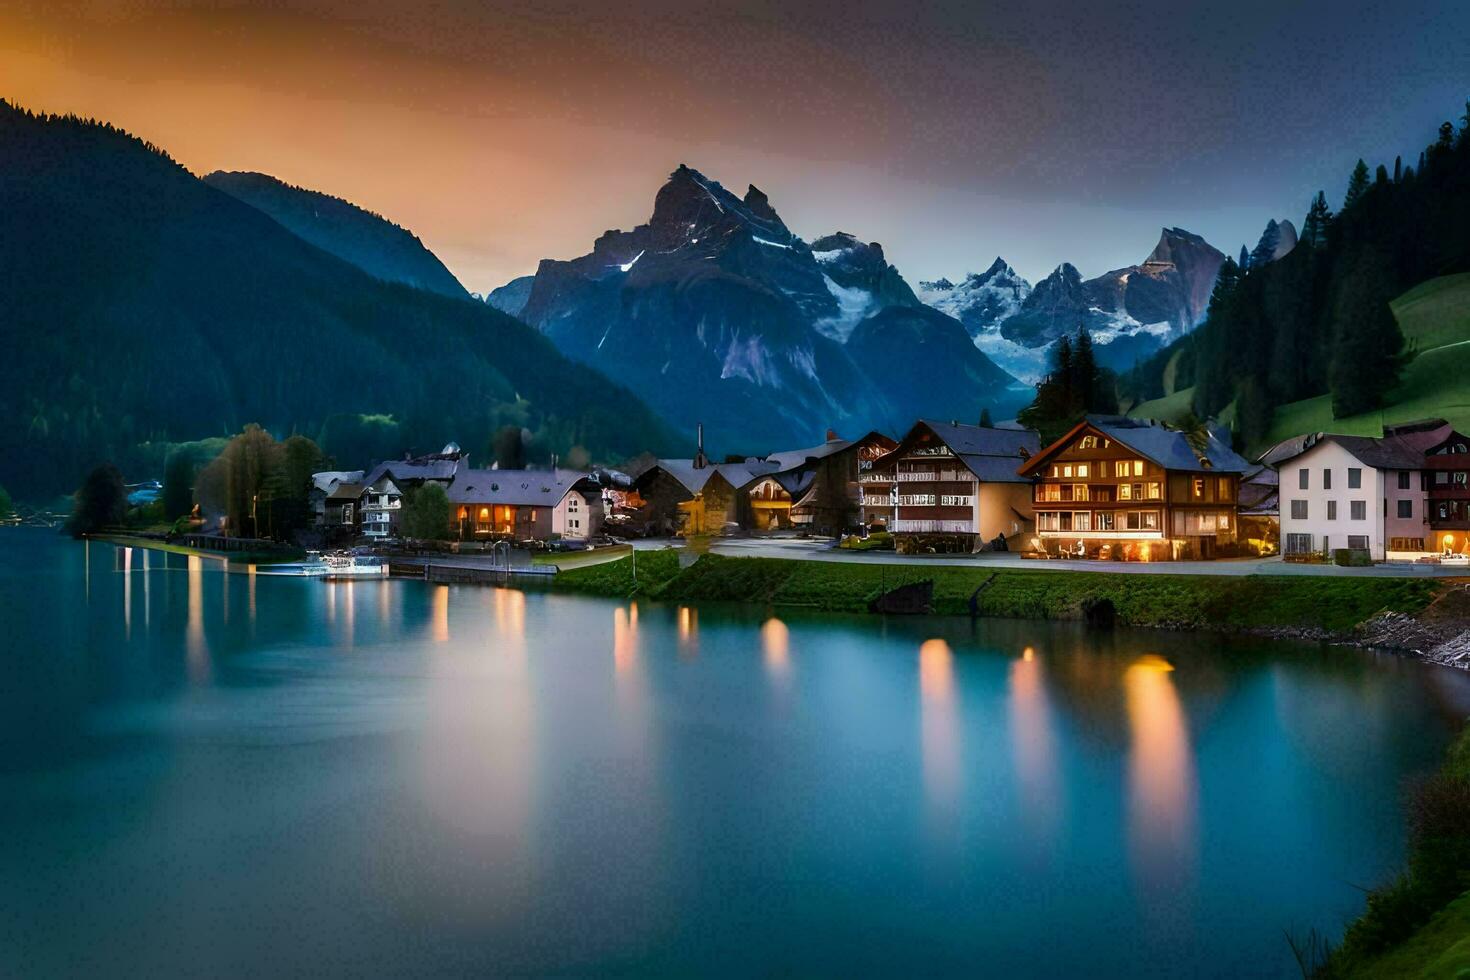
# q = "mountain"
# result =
<box><xmin>1247</xmin><ymin>218</ymin><xmax>1298</xmax><ymax>268</ymax></box>
<box><xmin>512</xmin><ymin>164</ymin><xmax>1023</xmax><ymax>451</ymax></box>
<box><xmin>487</xmin><ymin>274</ymin><xmax>535</xmax><ymax>316</ymax></box>
<box><xmin>930</xmin><ymin>228</ymin><xmax>1229</xmax><ymax>375</ymax></box>
<box><xmin>0</xmin><ymin>103</ymin><xmax>674</xmax><ymax>498</ymax></box>
<box><xmin>203</xmin><ymin>171</ymin><xmax>469</xmax><ymax>299</ymax></box>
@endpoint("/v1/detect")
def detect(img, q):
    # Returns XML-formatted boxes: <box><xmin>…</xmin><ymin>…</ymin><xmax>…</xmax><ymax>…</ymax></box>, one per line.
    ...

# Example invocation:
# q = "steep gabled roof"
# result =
<box><xmin>870</xmin><ymin>419</ymin><xmax>1040</xmax><ymax>484</ymax></box>
<box><xmin>1269</xmin><ymin>420</ymin><xmax>1453</xmax><ymax>472</ymax></box>
<box><xmin>641</xmin><ymin>457</ymin><xmax>780</xmax><ymax>496</ymax></box>
<box><xmin>445</xmin><ymin>468</ymin><xmax>594</xmax><ymax>507</ymax></box>
<box><xmin>1021</xmin><ymin>415</ymin><xmax>1249</xmax><ymax>476</ymax></box>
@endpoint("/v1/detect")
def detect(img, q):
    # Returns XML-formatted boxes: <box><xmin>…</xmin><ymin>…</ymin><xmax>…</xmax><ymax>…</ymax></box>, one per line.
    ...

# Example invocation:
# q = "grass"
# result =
<box><xmin>1322</xmin><ymin>725</ymin><xmax>1470</xmax><ymax>978</ymax></box>
<box><xmin>1257</xmin><ymin>273</ymin><xmax>1470</xmax><ymax>451</ymax></box>
<box><xmin>1129</xmin><ymin>385</ymin><xmax>1197</xmax><ymax>424</ymax></box>
<box><xmin>531</xmin><ymin>543</ymin><xmax>632</xmax><ymax>568</ymax></box>
<box><xmin>553</xmin><ymin>553</ymin><xmax>1442</xmax><ymax>633</ymax></box>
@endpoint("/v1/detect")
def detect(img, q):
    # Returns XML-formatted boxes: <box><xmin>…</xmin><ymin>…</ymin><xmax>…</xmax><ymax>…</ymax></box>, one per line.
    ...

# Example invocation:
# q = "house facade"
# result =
<box><xmin>860</xmin><ymin>420</ymin><xmax>1040</xmax><ymax>549</ymax></box>
<box><xmin>761</xmin><ymin>430</ymin><xmax>899</xmax><ymax>534</ymax></box>
<box><xmin>358</xmin><ymin>476</ymin><xmax>402</xmax><ymax>539</ymax></box>
<box><xmin>1275</xmin><ymin>419</ymin><xmax>1467</xmax><ymax>560</ymax></box>
<box><xmin>1017</xmin><ymin>416</ymin><xmax>1250</xmax><ymax>560</ymax></box>
<box><xmin>445</xmin><ymin>469</ymin><xmax>603</xmax><ymax>542</ymax></box>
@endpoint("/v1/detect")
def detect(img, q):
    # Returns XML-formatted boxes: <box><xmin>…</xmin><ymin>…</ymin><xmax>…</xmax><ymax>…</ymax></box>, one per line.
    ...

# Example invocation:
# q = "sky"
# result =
<box><xmin>3</xmin><ymin>0</ymin><xmax>1467</xmax><ymax>292</ymax></box>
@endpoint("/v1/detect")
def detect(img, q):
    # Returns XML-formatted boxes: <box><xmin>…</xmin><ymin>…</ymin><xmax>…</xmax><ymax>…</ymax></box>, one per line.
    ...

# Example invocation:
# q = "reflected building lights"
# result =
<box><xmin>1008</xmin><ymin>647</ymin><xmax>1060</xmax><ymax>850</ymax></box>
<box><xmin>761</xmin><ymin>617</ymin><xmax>790</xmax><ymax>682</ymax></box>
<box><xmin>432</xmin><ymin>584</ymin><xmax>450</xmax><ymax>642</ymax></box>
<box><xmin>186</xmin><ymin>555</ymin><xmax>209</xmax><ymax>682</ymax></box>
<box><xmin>1124</xmin><ymin>654</ymin><xmax>1197</xmax><ymax>902</ymax></box>
<box><xmin>613</xmin><ymin>605</ymin><xmax>638</xmax><ymax>676</ymax></box>
<box><xmin>919</xmin><ymin>638</ymin><xmax>960</xmax><ymax>815</ymax></box>
<box><xmin>122</xmin><ymin>546</ymin><xmax>132</xmax><ymax>638</ymax></box>
<box><xmin>677</xmin><ymin>606</ymin><xmax>698</xmax><ymax>657</ymax></box>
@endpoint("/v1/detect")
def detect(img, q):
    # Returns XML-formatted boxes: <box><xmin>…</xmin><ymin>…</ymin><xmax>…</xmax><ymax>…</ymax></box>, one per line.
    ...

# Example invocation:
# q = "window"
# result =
<box><xmin>1071</xmin><ymin>484</ymin><xmax>1090</xmax><ymax>501</ymax></box>
<box><xmin>1327</xmin><ymin>500</ymin><xmax>1337</xmax><ymax>520</ymax></box>
<box><xmin>1146</xmin><ymin>483</ymin><xmax>1161</xmax><ymax>500</ymax></box>
<box><xmin>1073</xmin><ymin>512</ymin><xmax>1091</xmax><ymax>532</ymax></box>
<box><xmin>1285</xmin><ymin>533</ymin><xmax>1314</xmax><ymax>554</ymax></box>
<box><xmin>1290</xmin><ymin>500</ymin><xmax>1308</xmax><ymax>520</ymax></box>
<box><xmin>1076</xmin><ymin>464</ymin><xmax>1089</xmax><ymax>478</ymax></box>
<box><xmin>1390</xmin><ymin>537</ymin><xmax>1425</xmax><ymax>551</ymax></box>
<box><xmin>1037</xmin><ymin>512</ymin><xmax>1060</xmax><ymax>531</ymax></box>
<box><xmin>1323</xmin><ymin>469</ymin><xmax>1332</xmax><ymax>490</ymax></box>
<box><xmin>1218</xmin><ymin>477</ymin><xmax>1232</xmax><ymax>499</ymax></box>
<box><xmin>1118</xmin><ymin>483</ymin><xmax>1132</xmax><ymax>500</ymax></box>
<box><xmin>1062</xmin><ymin>464</ymin><xmax>1074</xmax><ymax>478</ymax></box>
<box><xmin>1350</xmin><ymin>500</ymin><xmax>1366</xmax><ymax>521</ymax></box>
<box><xmin>1348</xmin><ymin>535</ymin><xmax>1369</xmax><ymax>550</ymax></box>
<box><xmin>1097</xmin><ymin>512</ymin><xmax>1115</xmax><ymax>531</ymax></box>
<box><xmin>1125</xmin><ymin>510</ymin><xmax>1160</xmax><ymax>531</ymax></box>
<box><xmin>1079</xmin><ymin>435</ymin><xmax>1098</xmax><ymax>449</ymax></box>
<box><xmin>1298</xmin><ymin>469</ymin><xmax>1309</xmax><ymax>490</ymax></box>
<box><xmin>1435</xmin><ymin>471</ymin><xmax>1450</xmax><ymax>486</ymax></box>
<box><xmin>1398</xmin><ymin>472</ymin><xmax>1411</xmax><ymax>490</ymax></box>
<box><xmin>1348</xmin><ymin>468</ymin><xmax>1362</xmax><ymax>489</ymax></box>
<box><xmin>1397</xmin><ymin>499</ymin><xmax>1413</xmax><ymax>519</ymax></box>
<box><xmin>1192</xmin><ymin>478</ymin><xmax>1205</xmax><ymax>499</ymax></box>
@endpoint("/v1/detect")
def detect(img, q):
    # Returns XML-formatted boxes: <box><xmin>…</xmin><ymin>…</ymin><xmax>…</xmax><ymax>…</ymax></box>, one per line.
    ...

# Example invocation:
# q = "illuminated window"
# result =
<box><xmin>1192</xmin><ymin>478</ymin><xmax>1204</xmax><ymax>499</ymax></box>
<box><xmin>1077</xmin><ymin>464</ymin><xmax>1090</xmax><ymax>478</ymax></box>
<box><xmin>1119</xmin><ymin>483</ymin><xmax>1132</xmax><ymax>500</ymax></box>
<box><xmin>1079</xmin><ymin>436</ymin><xmax>1098</xmax><ymax>449</ymax></box>
<box><xmin>1063</xmin><ymin>464</ymin><xmax>1074</xmax><ymax>478</ymax></box>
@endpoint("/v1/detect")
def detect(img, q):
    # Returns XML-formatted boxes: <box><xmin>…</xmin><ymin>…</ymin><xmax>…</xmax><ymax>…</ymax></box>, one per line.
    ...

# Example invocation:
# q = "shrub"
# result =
<box><xmin>1333</xmin><ymin>548</ymin><xmax>1373</xmax><ymax>567</ymax></box>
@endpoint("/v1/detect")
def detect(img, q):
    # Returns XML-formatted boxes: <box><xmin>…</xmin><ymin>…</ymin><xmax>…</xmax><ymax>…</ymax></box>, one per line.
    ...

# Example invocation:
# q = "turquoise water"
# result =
<box><xmin>1</xmin><ymin>528</ymin><xmax>1467</xmax><ymax>976</ymax></box>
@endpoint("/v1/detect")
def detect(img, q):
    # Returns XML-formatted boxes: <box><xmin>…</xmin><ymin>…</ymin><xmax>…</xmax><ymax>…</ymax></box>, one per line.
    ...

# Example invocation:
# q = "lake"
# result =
<box><xmin>2</xmin><ymin>528</ymin><xmax>1468</xmax><ymax>976</ymax></box>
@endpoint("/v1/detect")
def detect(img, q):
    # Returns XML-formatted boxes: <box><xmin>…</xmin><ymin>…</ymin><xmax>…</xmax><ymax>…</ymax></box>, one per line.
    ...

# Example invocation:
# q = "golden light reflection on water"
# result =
<box><xmin>613</xmin><ymin>605</ymin><xmax>638</xmax><ymax>676</ymax></box>
<box><xmin>677</xmin><ymin>606</ymin><xmax>699</xmax><ymax>657</ymax></box>
<box><xmin>342</xmin><ymin>579</ymin><xmax>355</xmax><ymax>649</ymax></box>
<box><xmin>186</xmin><ymin>555</ymin><xmax>208</xmax><ymax>682</ymax></box>
<box><xmin>142</xmin><ymin>547</ymin><xmax>150</xmax><ymax>629</ymax></box>
<box><xmin>761</xmin><ymin>617</ymin><xmax>789</xmax><ymax>682</ymax></box>
<box><xmin>247</xmin><ymin>563</ymin><xmax>257</xmax><ymax>628</ymax></box>
<box><xmin>1124</xmin><ymin>654</ymin><xmax>1197</xmax><ymax>898</ymax></box>
<box><xmin>1008</xmin><ymin>648</ymin><xmax>1059</xmax><ymax>849</ymax></box>
<box><xmin>493</xmin><ymin>587</ymin><xmax>525</xmax><ymax>655</ymax></box>
<box><xmin>919</xmin><ymin>638</ymin><xmax>959</xmax><ymax>813</ymax></box>
<box><xmin>432</xmin><ymin>584</ymin><xmax>450</xmax><ymax>642</ymax></box>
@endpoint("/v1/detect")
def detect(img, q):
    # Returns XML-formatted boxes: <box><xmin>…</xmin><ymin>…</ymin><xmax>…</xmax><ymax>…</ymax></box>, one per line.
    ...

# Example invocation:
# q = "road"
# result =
<box><xmin>629</xmin><ymin>536</ymin><xmax>1470</xmax><ymax>578</ymax></box>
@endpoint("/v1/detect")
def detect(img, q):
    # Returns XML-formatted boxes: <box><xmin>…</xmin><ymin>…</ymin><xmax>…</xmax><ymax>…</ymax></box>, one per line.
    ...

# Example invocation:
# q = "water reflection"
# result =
<box><xmin>122</xmin><ymin>546</ymin><xmax>132</xmax><ymax>638</ymax></box>
<box><xmin>761</xmin><ymin>617</ymin><xmax>789</xmax><ymax>684</ymax></box>
<box><xmin>186</xmin><ymin>555</ymin><xmax>209</xmax><ymax>682</ymax></box>
<box><xmin>431</xmin><ymin>584</ymin><xmax>450</xmax><ymax>642</ymax></box>
<box><xmin>1124</xmin><ymin>654</ymin><xmax>1197</xmax><ymax>903</ymax></box>
<box><xmin>677</xmin><ymin>605</ymin><xmax>699</xmax><ymax>657</ymax></box>
<box><xmin>613</xmin><ymin>605</ymin><xmax>638</xmax><ymax>676</ymax></box>
<box><xmin>1008</xmin><ymin>647</ymin><xmax>1059</xmax><ymax>853</ymax></box>
<box><xmin>919</xmin><ymin>638</ymin><xmax>959</xmax><ymax>816</ymax></box>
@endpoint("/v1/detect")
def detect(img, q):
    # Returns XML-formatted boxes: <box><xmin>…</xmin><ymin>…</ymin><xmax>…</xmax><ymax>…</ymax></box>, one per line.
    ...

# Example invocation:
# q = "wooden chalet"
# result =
<box><xmin>1017</xmin><ymin>415</ymin><xmax>1251</xmax><ymax>560</ymax></box>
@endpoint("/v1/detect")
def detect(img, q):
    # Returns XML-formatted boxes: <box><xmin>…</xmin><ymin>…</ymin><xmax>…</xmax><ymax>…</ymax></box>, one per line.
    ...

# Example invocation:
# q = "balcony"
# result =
<box><xmin>892</xmin><ymin>519</ymin><xmax>974</xmax><ymax>534</ymax></box>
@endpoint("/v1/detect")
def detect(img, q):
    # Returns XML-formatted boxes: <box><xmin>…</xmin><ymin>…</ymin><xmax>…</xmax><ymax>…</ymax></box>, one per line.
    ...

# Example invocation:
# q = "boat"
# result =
<box><xmin>320</xmin><ymin>553</ymin><xmax>387</xmax><ymax>579</ymax></box>
<box><xmin>254</xmin><ymin>552</ymin><xmax>329</xmax><ymax>577</ymax></box>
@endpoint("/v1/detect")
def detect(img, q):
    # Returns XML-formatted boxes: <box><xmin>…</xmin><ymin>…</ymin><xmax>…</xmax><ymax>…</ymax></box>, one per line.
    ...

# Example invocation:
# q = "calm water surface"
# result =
<box><xmin>2</xmin><ymin>528</ymin><xmax>1468</xmax><ymax>977</ymax></box>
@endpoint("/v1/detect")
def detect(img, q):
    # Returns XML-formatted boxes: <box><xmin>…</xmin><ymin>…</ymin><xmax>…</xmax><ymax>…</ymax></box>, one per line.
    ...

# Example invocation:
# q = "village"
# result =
<box><xmin>299</xmin><ymin>413</ymin><xmax>1470</xmax><ymax>569</ymax></box>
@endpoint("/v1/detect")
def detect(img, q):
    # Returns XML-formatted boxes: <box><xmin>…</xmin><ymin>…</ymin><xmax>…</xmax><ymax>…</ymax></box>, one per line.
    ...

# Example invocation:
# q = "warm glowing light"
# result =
<box><xmin>1008</xmin><ymin>648</ymin><xmax>1058</xmax><ymax>850</ymax></box>
<box><xmin>1124</xmin><ymin>654</ymin><xmax>1196</xmax><ymax>900</ymax></box>
<box><xmin>186</xmin><ymin>555</ymin><xmax>208</xmax><ymax>681</ymax></box>
<box><xmin>1022</xmin><ymin>646</ymin><xmax>1035</xmax><ymax>661</ymax></box>
<box><xmin>677</xmin><ymin>606</ymin><xmax>699</xmax><ymax>655</ymax></box>
<box><xmin>493</xmin><ymin>587</ymin><xmax>524</xmax><ymax>644</ymax></box>
<box><xmin>432</xmin><ymin>584</ymin><xmax>450</xmax><ymax>641</ymax></box>
<box><xmin>919</xmin><ymin>638</ymin><xmax>959</xmax><ymax>818</ymax></box>
<box><xmin>762</xmin><ymin>617</ymin><xmax>789</xmax><ymax>679</ymax></box>
<box><xmin>122</xmin><ymin>547</ymin><xmax>132</xmax><ymax>638</ymax></box>
<box><xmin>613</xmin><ymin>605</ymin><xmax>637</xmax><ymax>675</ymax></box>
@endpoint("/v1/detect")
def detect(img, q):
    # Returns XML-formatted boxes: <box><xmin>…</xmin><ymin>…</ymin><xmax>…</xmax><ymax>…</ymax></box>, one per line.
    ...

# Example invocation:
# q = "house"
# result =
<box><xmin>445</xmin><ymin>469</ymin><xmax>604</xmax><ymax>542</ymax></box>
<box><xmin>358</xmin><ymin>475</ymin><xmax>402</xmax><ymax>539</ymax></box>
<box><xmin>630</xmin><ymin>425</ymin><xmax>781</xmax><ymax>535</ymax></box>
<box><xmin>1237</xmin><ymin>463</ymin><xmax>1280</xmax><ymax>554</ymax></box>
<box><xmin>310</xmin><ymin>470</ymin><xmax>365</xmax><ymax>528</ymax></box>
<box><xmin>861</xmin><ymin>419</ymin><xmax>1041</xmax><ymax>550</ymax></box>
<box><xmin>761</xmin><ymin>430</ymin><xmax>898</xmax><ymax>534</ymax></box>
<box><xmin>1272</xmin><ymin>419</ymin><xmax>1462</xmax><ymax>560</ymax></box>
<box><xmin>359</xmin><ymin>442</ymin><xmax>468</xmax><ymax>496</ymax></box>
<box><xmin>1017</xmin><ymin>415</ymin><xmax>1251</xmax><ymax>560</ymax></box>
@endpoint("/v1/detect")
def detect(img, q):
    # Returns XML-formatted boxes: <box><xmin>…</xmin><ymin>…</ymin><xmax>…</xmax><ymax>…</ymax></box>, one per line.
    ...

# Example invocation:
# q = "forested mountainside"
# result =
<box><xmin>0</xmin><ymin>102</ymin><xmax>676</xmax><ymax>498</ymax></box>
<box><xmin>1122</xmin><ymin>102</ymin><xmax>1470</xmax><ymax>448</ymax></box>
<box><xmin>204</xmin><ymin>170</ymin><xmax>469</xmax><ymax>299</ymax></box>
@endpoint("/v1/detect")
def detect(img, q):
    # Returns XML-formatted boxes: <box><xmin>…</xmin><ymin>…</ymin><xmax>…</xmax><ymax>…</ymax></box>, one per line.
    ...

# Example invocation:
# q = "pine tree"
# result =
<box><xmin>1238</xmin><ymin>244</ymin><xmax>1250</xmax><ymax>271</ymax></box>
<box><xmin>1343</xmin><ymin>159</ymin><xmax>1371</xmax><ymax>210</ymax></box>
<box><xmin>1328</xmin><ymin>249</ymin><xmax>1404</xmax><ymax>417</ymax></box>
<box><xmin>1251</xmin><ymin>220</ymin><xmax>1280</xmax><ymax>269</ymax></box>
<box><xmin>1071</xmin><ymin>327</ymin><xmax>1097</xmax><ymax>415</ymax></box>
<box><xmin>1374</xmin><ymin>163</ymin><xmax>1389</xmax><ymax>186</ymax></box>
<box><xmin>1301</xmin><ymin>192</ymin><xmax>1333</xmax><ymax>249</ymax></box>
<box><xmin>1393</xmin><ymin>155</ymin><xmax>1402</xmax><ymax>183</ymax></box>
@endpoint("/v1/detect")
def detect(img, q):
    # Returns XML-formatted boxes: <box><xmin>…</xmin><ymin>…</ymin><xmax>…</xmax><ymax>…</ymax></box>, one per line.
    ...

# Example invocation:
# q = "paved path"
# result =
<box><xmin>631</xmin><ymin>536</ymin><xmax>1470</xmax><ymax>578</ymax></box>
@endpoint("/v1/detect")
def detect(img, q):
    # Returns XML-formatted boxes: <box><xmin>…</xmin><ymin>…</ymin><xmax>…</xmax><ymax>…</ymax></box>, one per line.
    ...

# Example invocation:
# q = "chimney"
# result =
<box><xmin>826</xmin><ymin>428</ymin><xmax>839</xmax><ymax>442</ymax></box>
<box><xmin>694</xmin><ymin>422</ymin><xmax>708</xmax><ymax>469</ymax></box>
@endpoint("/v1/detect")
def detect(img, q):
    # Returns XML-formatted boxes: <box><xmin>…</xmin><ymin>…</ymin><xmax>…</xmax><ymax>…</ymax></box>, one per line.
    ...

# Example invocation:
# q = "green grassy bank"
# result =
<box><xmin>554</xmin><ymin>551</ymin><xmax>1441</xmax><ymax>634</ymax></box>
<box><xmin>1323</xmin><ymin>725</ymin><xmax>1470</xmax><ymax>979</ymax></box>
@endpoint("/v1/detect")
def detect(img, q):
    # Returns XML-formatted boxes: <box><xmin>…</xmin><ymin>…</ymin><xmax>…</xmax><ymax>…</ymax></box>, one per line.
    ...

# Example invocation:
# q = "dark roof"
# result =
<box><xmin>644</xmin><ymin>458</ymin><xmax>780</xmax><ymax>495</ymax></box>
<box><xmin>1271</xmin><ymin>420</ymin><xmax>1452</xmax><ymax>471</ymax></box>
<box><xmin>1085</xmin><ymin>415</ymin><xmax>1251</xmax><ymax>474</ymax></box>
<box><xmin>446</xmin><ymin>469</ymin><xmax>593</xmax><ymax>507</ymax></box>
<box><xmin>871</xmin><ymin>419</ymin><xmax>1041</xmax><ymax>485</ymax></box>
<box><xmin>764</xmin><ymin>437</ymin><xmax>853</xmax><ymax>472</ymax></box>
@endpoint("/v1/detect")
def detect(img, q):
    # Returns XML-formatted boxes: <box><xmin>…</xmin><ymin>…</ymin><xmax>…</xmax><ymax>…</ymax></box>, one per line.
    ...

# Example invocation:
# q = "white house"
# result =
<box><xmin>1273</xmin><ymin>420</ymin><xmax>1450</xmax><ymax>560</ymax></box>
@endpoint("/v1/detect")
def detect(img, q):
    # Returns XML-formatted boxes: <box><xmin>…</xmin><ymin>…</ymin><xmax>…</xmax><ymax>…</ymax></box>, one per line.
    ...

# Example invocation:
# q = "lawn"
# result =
<box><xmin>1129</xmin><ymin>385</ymin><xmax>1197</xmax><ymax>424</ymax></box>
<box><xmin>555</xmin><ymin>553</ymin><xmax>1442</xmax><ymax>633</ymax></box>
<box><xmin>1257</xmin><ymin>273</ymin><xmax>1470</xmax><ymax>452</ymax></box>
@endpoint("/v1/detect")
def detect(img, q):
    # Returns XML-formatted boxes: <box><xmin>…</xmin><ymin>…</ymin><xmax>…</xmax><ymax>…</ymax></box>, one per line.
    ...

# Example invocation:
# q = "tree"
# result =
<box><xmin>492</xmin><ymin>425</ymin><xmax>527</xmax><ymax>469</ymax></box>
<box><xmin>1250</xmin><ymin>220</ymin><xmax>1280</xmax><ymax>269</ymax></box>
<box><xmin>400</xmin><ymin>483</ymin><xmax>451</xmax><ymax>540</ymax></box>
<box><xmin>194</xmin><ymin>425</ymin><xmax>323</xmax><ymax>539</ymax></box>
<box><xmin>978</xmin><ymin>408</ymin><xmax>993</xmax><ymax>428</ymax></box>
<box><xmin>1238</xmin><ymin>244</ymin><xmax>1251</xmax><ymax>271</ymax></box>
<box><xmin>1374</xmin><ymin>163</ymin><xmax>1389</xmax><ymax>186</ymax></box>
<box><xmin>1301</xmin><ymin>191</ymin><xmax>1333</xmax><ymax>250</ymax></box>
<box><xmin>67</xmin><ymin>463</ymin><xmax>126</xmax><ymax>538</ymax></box>
<box><xmin>1393</xmin><ymin>155</ymin><xmax>1402</xmax><ymax>183</ymax></box>
<box><xmin>1328</xmin><ymin>250</ymin><xmax>1404</xmax><ymax>418</ymax></box>
<box><xmin>1344</xmin><ymin>159</ymin><xmax>1371</xmax><ymax>211</ymax></box>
